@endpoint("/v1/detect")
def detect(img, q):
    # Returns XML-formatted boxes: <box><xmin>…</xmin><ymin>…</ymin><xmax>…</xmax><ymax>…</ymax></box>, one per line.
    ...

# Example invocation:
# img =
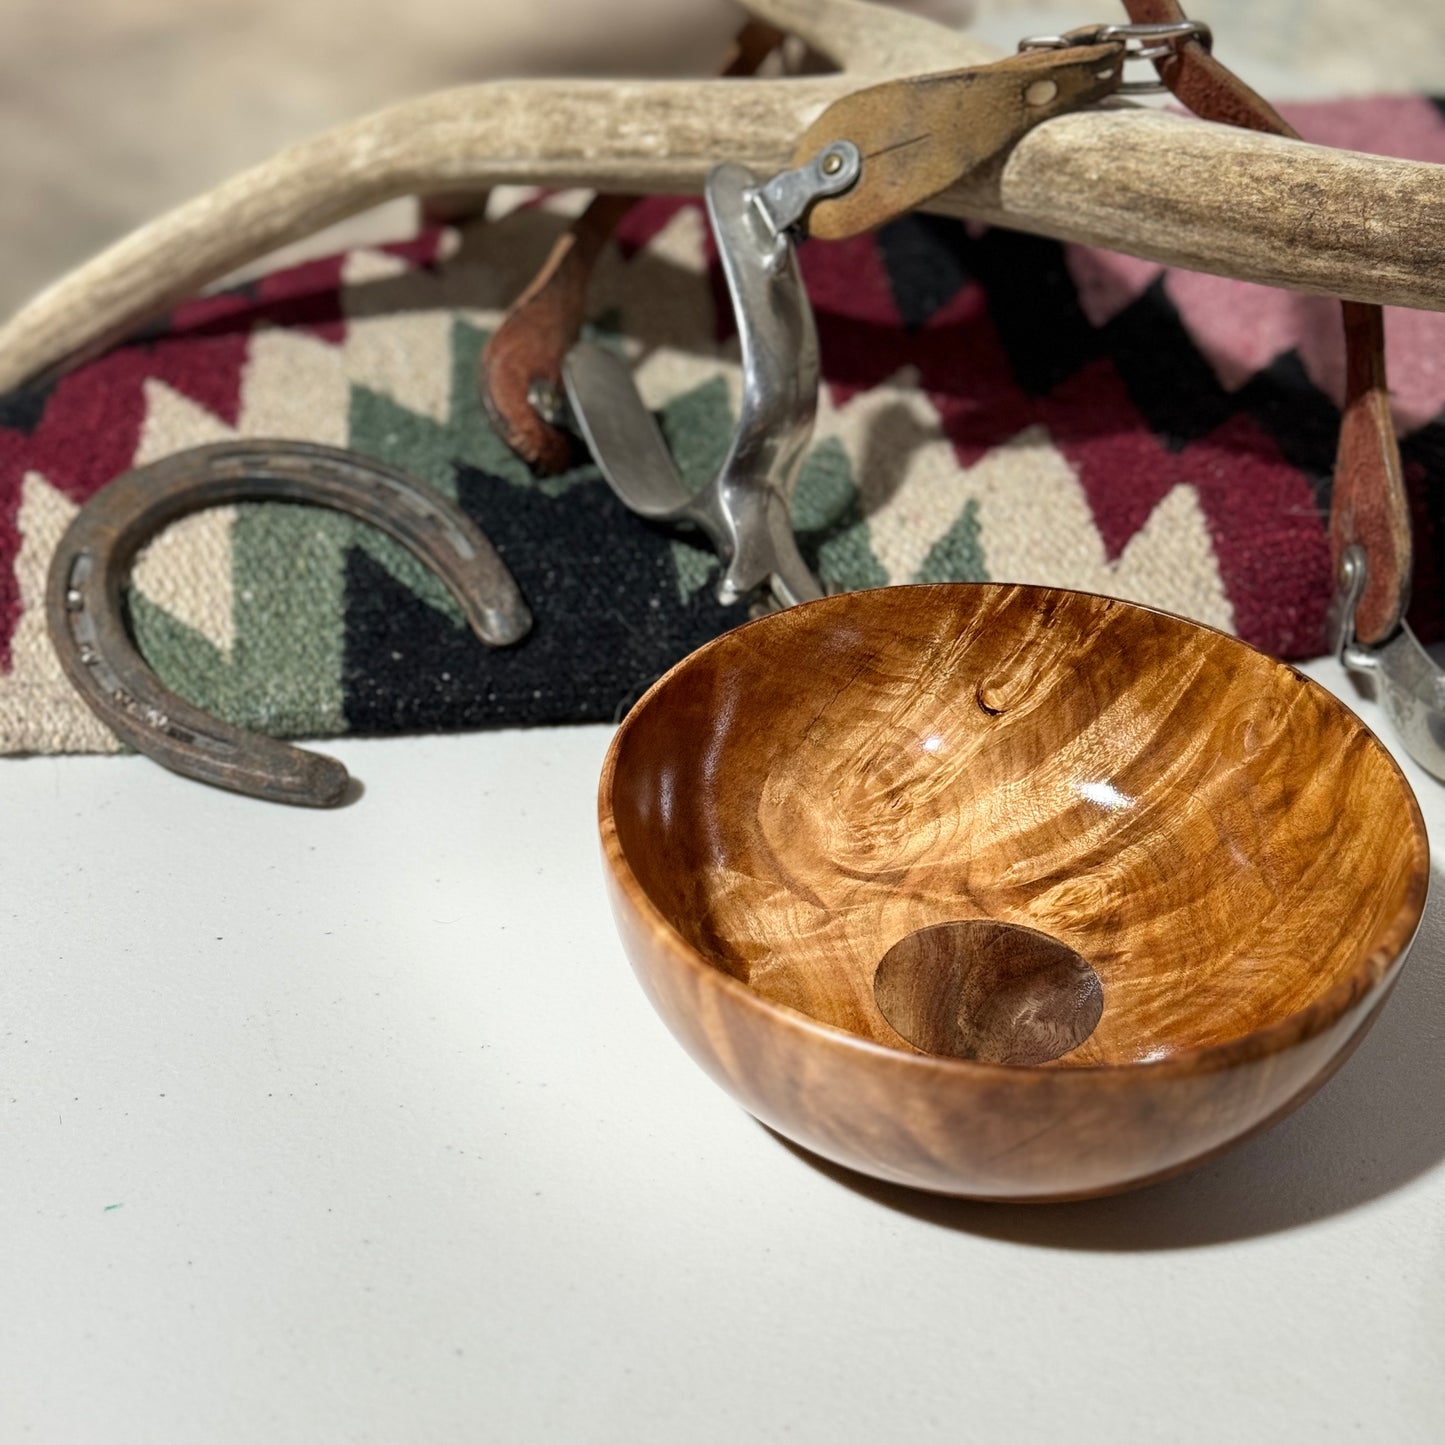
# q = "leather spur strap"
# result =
<box><xmin>480</xmin><ymin>191</ymin><xmax>635</xmax><ymax>473</ymax></box>
<box><xmin>791</xmin><ymin>44</ymin><xmax>1125</xmax><ymax>240</ymax></box>
<box><xmin>480</xmin><ymin>20</ymin><xmax>786</xmax><ymax>474</ymax></box>
<box><xmin>1121</xmin><ymin>0</ymin><xmax>1412</xmax><ymax>646</ymax></box>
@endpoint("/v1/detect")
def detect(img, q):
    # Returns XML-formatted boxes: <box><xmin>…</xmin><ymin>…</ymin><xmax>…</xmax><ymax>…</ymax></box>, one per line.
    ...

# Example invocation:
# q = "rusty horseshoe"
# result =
<box><xmin>46</xmin><ymin>440</ymin><xmax>531</xmax><ymax>807</ymax></box>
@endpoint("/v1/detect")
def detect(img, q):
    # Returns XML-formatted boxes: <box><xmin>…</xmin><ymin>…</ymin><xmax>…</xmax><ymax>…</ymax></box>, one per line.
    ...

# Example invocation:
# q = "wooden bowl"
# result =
<box><xmin>599</xmin><ymin>584</ymin><xmax>1429</xmax><ymax>1201</ymax></box>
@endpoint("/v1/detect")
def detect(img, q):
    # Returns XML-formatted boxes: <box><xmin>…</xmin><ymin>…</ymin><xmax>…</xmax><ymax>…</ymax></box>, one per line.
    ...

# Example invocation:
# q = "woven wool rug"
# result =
<box><xmin>3</xmin><ymin>94</ymin><xmax>1445</xmax><ymax>755</ymax></box>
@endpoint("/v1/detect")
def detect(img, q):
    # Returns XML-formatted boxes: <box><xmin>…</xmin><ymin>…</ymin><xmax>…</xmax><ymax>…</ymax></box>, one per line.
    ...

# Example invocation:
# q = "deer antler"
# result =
<box><xmin>2</xmin><ymin>0</ymin><xmax>1444</xmax><ymax>396</ymax></box>
<box><xmin>746</xmin><ymin>0</ymin><xmax>991</xmax><ymax>71</ymax></box>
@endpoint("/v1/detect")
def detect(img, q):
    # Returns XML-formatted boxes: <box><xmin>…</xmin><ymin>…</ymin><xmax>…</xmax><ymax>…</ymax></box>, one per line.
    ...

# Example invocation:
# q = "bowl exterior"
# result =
<box><xmin>603</xmin><ymin>851</ymin><xmax>1414</xmax><ymax>1202</ymax></box>
<box><xmin>598</xmin><ymin>583</ymin><xmax>1429</xmax><ymax>1201</ymax></box>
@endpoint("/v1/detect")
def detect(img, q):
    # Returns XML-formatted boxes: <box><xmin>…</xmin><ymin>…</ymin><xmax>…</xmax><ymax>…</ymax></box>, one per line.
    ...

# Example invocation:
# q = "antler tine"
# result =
<box><xmin>740</xmin><ymin>0</ymin><xmax>987</xmax><ymax>74</ymax></box>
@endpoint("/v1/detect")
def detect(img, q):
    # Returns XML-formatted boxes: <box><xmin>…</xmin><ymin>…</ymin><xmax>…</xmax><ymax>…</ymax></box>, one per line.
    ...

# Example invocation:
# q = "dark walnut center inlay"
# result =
<box><xmin>874</xmin><ymin>920</ymin><xmax>1103</xmax><ymax>1065</ymax></box>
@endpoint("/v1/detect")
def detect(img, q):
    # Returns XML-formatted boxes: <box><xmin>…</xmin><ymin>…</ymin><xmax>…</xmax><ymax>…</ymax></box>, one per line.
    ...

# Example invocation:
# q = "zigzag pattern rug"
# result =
<box><xmin>3</xmin><ymin>94</ymin><xmax>1445</xmax><ymax>753</ymax></box>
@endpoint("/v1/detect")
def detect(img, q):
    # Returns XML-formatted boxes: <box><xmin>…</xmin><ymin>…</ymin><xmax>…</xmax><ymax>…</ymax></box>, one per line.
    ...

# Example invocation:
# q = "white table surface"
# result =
<box><xmin>3</xmin><ymin>655</ymin><xmax>1443</xmax><ymax>1443</ymax></box>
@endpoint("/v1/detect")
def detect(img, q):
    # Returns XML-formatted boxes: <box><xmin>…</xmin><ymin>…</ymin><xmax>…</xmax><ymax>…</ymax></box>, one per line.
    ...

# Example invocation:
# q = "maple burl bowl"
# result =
<box><xmin>599</xmin><ymin>584</ymin><xmax>1429</xmax><ymax>1201</ymax></box>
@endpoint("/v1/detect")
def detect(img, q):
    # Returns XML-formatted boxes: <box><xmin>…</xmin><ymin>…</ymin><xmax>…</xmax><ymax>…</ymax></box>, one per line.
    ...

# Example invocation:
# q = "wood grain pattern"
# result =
<box><xmin>599</xmin><ymin>584</ymin><xmax>1429</xmax><ymax>1200</ymax></box>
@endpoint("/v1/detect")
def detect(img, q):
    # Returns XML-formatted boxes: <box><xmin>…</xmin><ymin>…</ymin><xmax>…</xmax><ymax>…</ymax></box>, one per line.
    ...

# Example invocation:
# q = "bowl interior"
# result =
<box><xmin>607</xmin><ymin>585</ymin><xmax>1424</xmax><ymax>1066</ymax></box>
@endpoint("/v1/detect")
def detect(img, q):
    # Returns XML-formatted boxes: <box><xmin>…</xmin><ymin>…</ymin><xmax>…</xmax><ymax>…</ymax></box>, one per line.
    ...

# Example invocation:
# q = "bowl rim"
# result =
<box><xmin>598</xmin><ymin>582</ymin><xmax>1431</xmax><ymax>1081</ymax></box>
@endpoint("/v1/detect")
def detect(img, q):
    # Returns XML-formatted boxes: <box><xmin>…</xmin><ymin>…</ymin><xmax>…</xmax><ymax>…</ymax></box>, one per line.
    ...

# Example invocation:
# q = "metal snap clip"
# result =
<box><xmin>1019</xmin><ymin>19</ymin><xmax>1212</xmax><ymax>94</ymax></box>
<box><xmin>1329</xmin><ymin>543</ymin><xmax>1445</xmax><ymax>782</ymax></box>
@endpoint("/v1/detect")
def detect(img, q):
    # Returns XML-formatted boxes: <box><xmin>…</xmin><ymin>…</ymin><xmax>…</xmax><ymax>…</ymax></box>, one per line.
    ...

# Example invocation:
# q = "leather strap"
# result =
<box><xmin>1122</xmin><ymin>0</ymin><xmax>1411</xmax><ymax>644</ymax></box>
<box><xmin>480</xmin><ymin>191</ymin><xmax>634</xmax><ymax>474</ymax></box>
<box><xmin>480</xmin><ymin>20</ymin><xmax>786</xmax><ymax>475</ymax></box>
<box><xmin>792</xmin><ymin>44</ymin><xmax>1125</xmax><ymax>241</ymax></box>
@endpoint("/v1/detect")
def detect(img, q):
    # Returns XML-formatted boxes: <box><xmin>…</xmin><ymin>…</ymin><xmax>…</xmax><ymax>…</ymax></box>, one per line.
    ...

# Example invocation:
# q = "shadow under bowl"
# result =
<box><xmin>598</xmin><ymin>584</ymin><xmax>1429</xmax><ymax>1201</ymax></box>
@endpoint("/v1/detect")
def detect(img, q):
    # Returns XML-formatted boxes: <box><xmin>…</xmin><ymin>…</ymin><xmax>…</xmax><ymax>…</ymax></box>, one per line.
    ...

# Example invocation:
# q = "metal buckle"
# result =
<box><xmin>1019</xmin><ymin>20</ymin><xmax>1212</xmax><ymax>95</ymax></box>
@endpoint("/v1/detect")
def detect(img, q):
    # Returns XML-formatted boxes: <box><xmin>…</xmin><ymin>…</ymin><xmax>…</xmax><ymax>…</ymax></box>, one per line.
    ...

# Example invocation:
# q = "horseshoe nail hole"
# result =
<box><xmin>873</xmin><ymin>920</ymin><xmax>1103</xmax><ymax>1065</ymax></box>
<box><xmin>1025</xmin><ymin>78</ymin><xmax>1060</xmax><ymax>106</ymax></box>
